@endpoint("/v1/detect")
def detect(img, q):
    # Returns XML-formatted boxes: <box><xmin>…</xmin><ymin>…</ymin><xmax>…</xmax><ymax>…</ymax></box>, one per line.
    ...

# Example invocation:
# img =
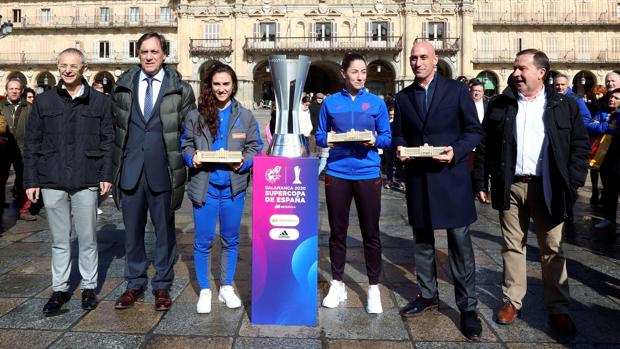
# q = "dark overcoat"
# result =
<box><xmin>392</xmin><ymin>74</ymin><xmax>483</xmax><ymax>229</ymax></box>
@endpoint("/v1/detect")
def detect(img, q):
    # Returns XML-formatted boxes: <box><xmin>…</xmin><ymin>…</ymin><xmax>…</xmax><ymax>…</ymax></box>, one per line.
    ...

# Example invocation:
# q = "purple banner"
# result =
<box><xmin>252</xmin><ymin>156</ymin><xmax>318</xmax><ymax>326</ymax></box>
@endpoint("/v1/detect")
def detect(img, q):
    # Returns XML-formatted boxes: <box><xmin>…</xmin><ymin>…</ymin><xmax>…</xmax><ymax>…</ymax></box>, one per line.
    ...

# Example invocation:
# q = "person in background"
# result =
<box><xmin>299</xmin><ymin>95</ymin><xmax>313</xmax><ymax>140</ymax></box>
<box><xmin>24</xmin><ymin>87</ymin><xmax>36</xmax><ymax>104</ymax></box>
<box><xmin>92</xmin><ymin>81</ymin><xmax>105</xmax><ymax>94</ymax></box>
<box><xmin>181</xmin><ymin>63</ymin><xmax>262</xmax><ymax>314</ymax></box>
<box><xmin>584</xmin><ymin>88</ymin><xmax>620</xmax><ymax>230</ymax></box>
<box><xmin>317</xmin><ymin>52</ymin><xmax>391</xmax><ymax>314</ymax></box>
<box><xmin>382</xmin><ymin>100</ymin><xmax>404</xmax><ymax>190</ymax></box>
<box><xmin>586</xmin><ymin>84</ymin><xmax>607</xmax><ymax>206</ymax></box>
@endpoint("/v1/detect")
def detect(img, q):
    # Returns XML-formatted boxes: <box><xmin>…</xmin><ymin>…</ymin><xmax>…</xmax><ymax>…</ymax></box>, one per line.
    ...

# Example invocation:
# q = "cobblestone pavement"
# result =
<box><xmin>1</xmin><ymin>111</ymin><xmax>619</xmax><ymax>349</ymax></box>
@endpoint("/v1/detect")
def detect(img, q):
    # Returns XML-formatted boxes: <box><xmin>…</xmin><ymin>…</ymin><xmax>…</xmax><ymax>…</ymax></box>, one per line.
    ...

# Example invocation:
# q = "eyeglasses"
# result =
<box><xmin>57</xmin><ymin>64</ymin><xmax>83</xmax><ymax>71</ymax></box>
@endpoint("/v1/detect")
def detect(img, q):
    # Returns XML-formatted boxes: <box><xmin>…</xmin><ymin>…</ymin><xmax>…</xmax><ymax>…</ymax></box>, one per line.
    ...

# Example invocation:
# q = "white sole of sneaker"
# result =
<box><xmin>218</xmin><ymin>294</ymin><xmax>242</xmax><ymax>308</ymax></box>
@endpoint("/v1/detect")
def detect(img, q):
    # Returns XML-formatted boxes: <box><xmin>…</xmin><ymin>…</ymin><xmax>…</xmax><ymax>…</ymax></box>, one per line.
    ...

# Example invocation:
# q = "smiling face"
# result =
<box><xmin>512</xmin><ymin>53</ymin><xmax>546</xmax><ymax>97</ymax></box>
<box><xmin>410</xmin><ymin>42</ymin><xmax>438</xmax><ymax>85</ymax></box>
<box><xmin>211</xmin><ymin>71</ymin><xmax>234</xmax><ymax>106</ymax></box>
<box><xmin>58</xmin><ymin>52</ymin><xmax>85</xmax><ymax>87</ymax></box>
<box><xmin>341</xmin><ymin>59</ymin><xmax>367</xmax><ymax>95</ymax></box>
<box><xmin>139</xmin><ymin>37</ymin><xmax>166</xmax><ymax>76</ymax></box>
<box><xmin>606</xmin><ymin>74</ymin><xmax>620</xmax><ymax>91</ymax></box>
<box><xmin>470</xmin><ymin>85</ymin><xmax>484</xmax><ymax>102</ymax></box>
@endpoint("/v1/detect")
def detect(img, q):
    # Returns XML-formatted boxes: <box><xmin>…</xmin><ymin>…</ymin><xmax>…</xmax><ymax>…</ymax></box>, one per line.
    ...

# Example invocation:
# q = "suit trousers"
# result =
<box><xmin>121</xmin><ymin>172</ymin><xmax>176</xmax><ymax>291</ymax></box>
<box><xmin>413</xmin><ymin>225</ymin><xmax>478</xmax><ymax>311</ymax></box>
<box><xmin>499</xmin><ymin>180</ymin><xmax>569</xmax><ymax>314</ymax></box>
<box><xmin>42</xmin><ymin>187</ymin><xmax>99</xmax><ymax>292</ymax></box>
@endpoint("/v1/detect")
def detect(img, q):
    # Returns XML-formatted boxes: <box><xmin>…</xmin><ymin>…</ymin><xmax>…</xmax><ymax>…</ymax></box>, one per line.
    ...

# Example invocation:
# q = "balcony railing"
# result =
<box><xmin>244</xmin><ymin>36</ymin><xmax>402</xmax><ymax>54</ymax></box>
<box><xmin>414</xmin><ymin>38</ymin><xmax>460</xmax><ymax>53</ymax></box>
<box><xmin>0</xmin><ymin>51</ymin><xmax>178</xmax><ymax>65</ymax></box>
<box><xmin>13</xmin><ymin>15</ymin><xmax>176</xmax><ymax>29</ymax></box>
<box><xmin>474</xmin><ymin>11</ymin><xmax>620</xmax><ymax>26</ymax></box>
<box><xmin>472</xmin><ymin>49</ymin><xmax>620</xmax><ymax>64</ymax></box>
<box><xmin>190</xmin><ymin>39</ymin><xmax>234</xmax><ymax>55</ymax></box>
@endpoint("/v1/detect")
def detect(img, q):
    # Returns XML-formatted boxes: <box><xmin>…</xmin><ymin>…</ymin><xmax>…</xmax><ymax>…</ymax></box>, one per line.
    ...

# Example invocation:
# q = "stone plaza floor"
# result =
<box><xmin>0</xmin><ymin>111</ymin><xmax>619</xmax><ymax>348</ymax></box>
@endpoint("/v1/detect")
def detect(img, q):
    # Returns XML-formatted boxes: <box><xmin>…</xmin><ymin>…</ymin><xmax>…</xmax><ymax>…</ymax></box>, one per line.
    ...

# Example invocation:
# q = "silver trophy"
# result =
<box><xmin>266</xmin><ymin>55</ymin><xmax>311</xmax><ymax>157</ymax></box>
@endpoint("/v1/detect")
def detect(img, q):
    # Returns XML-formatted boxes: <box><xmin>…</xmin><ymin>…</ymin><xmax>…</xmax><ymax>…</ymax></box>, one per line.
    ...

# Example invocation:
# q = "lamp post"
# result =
<box><xmin>0</xmin><ymin>15</ymin><xmax>13</xmax><ymax>39</ymax></box>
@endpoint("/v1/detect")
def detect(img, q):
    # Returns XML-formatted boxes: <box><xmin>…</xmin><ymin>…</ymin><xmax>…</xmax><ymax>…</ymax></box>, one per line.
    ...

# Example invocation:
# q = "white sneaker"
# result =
<box><xmin>366</xmin><ymin>285</ymin><xmax>383</xmax><ymax>314</ymax></box>
<box><xmin>218</xmin><ymin>285</ymin><xmax>242</xmax><ymax>308</ymax></box>
<box><xmin>595</xmin><ymin>219</ymin><xmax>616</xmax><ymax>230</ymax></box>
<box><xmin>196</xmin><ymin>289</ymin><xmax>212</xmax><ymax>314</ymax></box>
<box><xmin>322</xmin><ymin>280</ymin><xmax>347</xmax><ymax>308</ymax></box>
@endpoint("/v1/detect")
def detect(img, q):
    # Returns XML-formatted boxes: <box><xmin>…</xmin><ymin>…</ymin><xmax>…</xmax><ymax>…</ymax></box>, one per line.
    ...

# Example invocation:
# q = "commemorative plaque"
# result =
<box><xmin>327</xmin><ymin>129</ymin><xmax>375</xmax><ymax>143</ymax></box>
<box><xmin>399</xmin><ymin>143</ymin><xmax>446</xmax><ymax>157</ymax></box>
<box><xmin>198</xmin><ymin>149</ymin><xmax>243</xmax><ymax>163</ymax></box>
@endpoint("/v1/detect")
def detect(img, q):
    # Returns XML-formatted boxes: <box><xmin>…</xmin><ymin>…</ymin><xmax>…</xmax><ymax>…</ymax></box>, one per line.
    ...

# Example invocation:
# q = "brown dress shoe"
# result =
<box><xmin>154</xmin><ymin>289</ymin><xmax>172</xmax><ymax>311</ymax></box>
<box><xmin>550</xmin><ymin>313</ymin><xmax>577</xmax><ymax>336</ymax></box>
<box><xmin>19</xmin><ymin>212</ymin><xmax>37</xmax><ymax>221</ymax></box>
<box><xmin>114</xmin><ymin>289</ymin><xmax>144</xmax><ymax>309</ymax></box>
<box><xmin>496</xmin><ymin>302</ymin><xmax>521</xmax><ymax>324</ymax></box>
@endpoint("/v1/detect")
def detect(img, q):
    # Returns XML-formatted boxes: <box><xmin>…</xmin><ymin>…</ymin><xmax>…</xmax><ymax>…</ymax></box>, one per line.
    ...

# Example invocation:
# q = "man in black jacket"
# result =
<box><xmin>474</xmin><ymin>49</ymin><xmax>589</xmax><ymax>336</ymax></box>
<box><xmin>23</xmin><ymin>48</ymin><xmax>114</xmax><ymax>314</ymax></box>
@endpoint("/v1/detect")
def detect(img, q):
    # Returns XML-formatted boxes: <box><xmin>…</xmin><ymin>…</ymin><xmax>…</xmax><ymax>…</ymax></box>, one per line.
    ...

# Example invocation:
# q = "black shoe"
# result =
<box><xmin>399</xmin><ymin>295</ymin><xmax>439</xmax><ymax>318</ymax></box>
<box><xmin>81</xmin><ymin>289</ymin><xmax>98</xmax><ymax>310</ymax></box>
<box><xmin>460</xmin><ymin>310</ymin><xmax>482</xmax><ymax>341</ymax></box>
<box><xmin>43</xmin><ymin>291</ymin><xmax>71</xmax><ymax>314</ymax></box>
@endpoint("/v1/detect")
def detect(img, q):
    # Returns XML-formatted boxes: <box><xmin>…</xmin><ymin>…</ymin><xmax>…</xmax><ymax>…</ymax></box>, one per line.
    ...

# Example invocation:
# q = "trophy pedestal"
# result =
<box><xmin>252</xmin><ymin>156</ymin><xmax>318</xmax><ymax>326</ymax></box>
<box><xmin>267</xmin><ymin>133</ymin><xmax>310</xmax><ymax>158</ymax></box>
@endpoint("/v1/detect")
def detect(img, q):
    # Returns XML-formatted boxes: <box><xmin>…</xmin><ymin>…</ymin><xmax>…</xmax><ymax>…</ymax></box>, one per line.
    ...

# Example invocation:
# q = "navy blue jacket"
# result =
<box><xmin>392</xmin><ymin>74</ymin><xmax>483</xmax><ymax>229</ymax></box>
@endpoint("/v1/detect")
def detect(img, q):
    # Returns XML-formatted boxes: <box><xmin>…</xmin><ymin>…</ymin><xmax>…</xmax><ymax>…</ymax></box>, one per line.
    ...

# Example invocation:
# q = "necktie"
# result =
<box><xmin>144</xmin><ymin>76</ymin><xmax>154</xmax><ymax>121</ymax></box>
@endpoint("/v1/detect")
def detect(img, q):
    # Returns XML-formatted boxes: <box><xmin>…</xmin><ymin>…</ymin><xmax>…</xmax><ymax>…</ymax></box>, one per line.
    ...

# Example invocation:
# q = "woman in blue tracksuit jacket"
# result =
<box><xmin>316</xmin><ymin>52</ymin><xmax>391</xmax><ymax>314</ymax></box>
<box><xmin>584</xmin><ymin>87</ymin><xmax>620</xmax><ymax>230</ymax></box>
<box><xmin>181</xmin><ymin>63</ymin><xmax>262</xmax><ymax>314</ymax></box>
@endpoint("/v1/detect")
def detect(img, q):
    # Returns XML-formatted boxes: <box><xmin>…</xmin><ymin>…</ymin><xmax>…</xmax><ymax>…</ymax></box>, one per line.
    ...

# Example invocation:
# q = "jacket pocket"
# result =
<box><xmin>84</xmin><ymin>150</ymin><xmax>104</xmax><ymax>181</ymax></box>
<box><xmin>81</xmin><ymin>111</ymin><xmax>102</xmax><ymax>135</ymax></box>
<box><xmin>41</xmin><ymin>111</ymin><xmax>63</xmax><ymax>134</ymax></box>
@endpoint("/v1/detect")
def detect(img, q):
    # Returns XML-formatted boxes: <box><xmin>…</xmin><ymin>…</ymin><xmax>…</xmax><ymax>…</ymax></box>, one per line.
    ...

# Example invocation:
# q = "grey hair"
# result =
<box><xmin>57</xmin><ymin>48</ymin><xmax>87</xmax><ymax>64</ymax></box>
<box><xmin>5</xmin><ymin>77</ymin><xmax>24</xmax><ymax>91</ymax></box>
<box><xmin>605</xmin><ymin>71</ymin><xmax>620</xmax><ymax>81</ymax></box>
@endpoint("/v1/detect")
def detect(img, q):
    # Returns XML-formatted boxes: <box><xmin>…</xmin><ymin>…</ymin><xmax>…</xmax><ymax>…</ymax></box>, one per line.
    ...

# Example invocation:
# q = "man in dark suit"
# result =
<box><xmin>392</xmin><ymin>42</ymin><xmax>482</xmax><ymax>340</ymax></box>
<box><xmin>111</xmin><ymin>32</ymin><xmax>196</xmax><ymax>311</ymax></box>
<box><xmin>473</xmin><ymin>49</ymin><xmax>589</xmax><ymax>336</ymax></box>
<box><xmin>392</xmin><ymin>41</ymin><xmax>484</xmax><ymax>340</ymax></box>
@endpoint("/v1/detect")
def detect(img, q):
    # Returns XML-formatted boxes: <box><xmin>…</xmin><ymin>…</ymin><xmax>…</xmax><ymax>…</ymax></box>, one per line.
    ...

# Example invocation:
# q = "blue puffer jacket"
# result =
<box><xmin>316</xmin><ymin>88</ymin><xmax>391</xmax><ymax>180</ymax></box>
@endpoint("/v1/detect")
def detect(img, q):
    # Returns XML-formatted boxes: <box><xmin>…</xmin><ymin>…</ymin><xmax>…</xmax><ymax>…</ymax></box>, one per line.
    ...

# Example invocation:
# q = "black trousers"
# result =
<box><xmin>599</xmin><ymin>162</ymin><xmax>619</xmax><ymax>221</ymax></box>
<box><xmin>413</xmin><ymin>225</ymin><xmax>478</xmax><ymax>311</ymax></box>
<box><xmin>121</xmin><ymin>172</ymin><xmax>176</xmax><ymax>291</ymax></box>
<box><xmin>325</xmin><ymin>175</ymin><xmax>382</xmax><ymax>284</ymax></box>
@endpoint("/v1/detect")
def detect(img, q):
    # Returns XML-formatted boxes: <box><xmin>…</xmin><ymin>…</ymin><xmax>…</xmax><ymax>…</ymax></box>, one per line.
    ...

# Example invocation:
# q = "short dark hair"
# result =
<box><xmin>341</xmin><ymin>52</ymin><xmax>366</xmax><ymax>71</ymax></box>
<box><xmin>553</xmin><ymin>73</ymin><xmax>569</xmax><ymax>81</ymax></box>
<box><xmin>516</xmin><ymin>49</ymin><xmax>550</xmax><ymax>76</ymax></box>
<box><xmin>24</xmin><ymin>87</ymin><xmax>36</xmax><ymax>96</ymax></box>
<box><xmin>469</xmin><ymin>79</ymin><xmax>483</xmax><ymax>88</ymax></box>
<box><xmin>610</xmin><ymin>88</ymin><xmax>620</xmax><ymax>96</ymax></box>
<box><xmin>137</xmin><ymin>32</ymin><xmax>168</xmax><ymax>55</ymax></box>
<box><xmin>301</xmin><ymin>96</ymin><xmax>311</xmax><ymax>103</ymax></box>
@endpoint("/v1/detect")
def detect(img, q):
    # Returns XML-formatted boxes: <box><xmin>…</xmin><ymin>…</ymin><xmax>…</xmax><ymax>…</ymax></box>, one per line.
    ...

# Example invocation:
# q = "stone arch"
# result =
<box><xmin>437</xmin><ymin>58</ymin><xmax>455</xmax><ymax>79</ymax></box>
<box><xmin>92</xmin><ymin>71</ymin><xmax>115</xmax><ymax>94</ymax></box>
<box><xmin>476</xmin><ymin>70</ymin><xmax>500</xmax><ymax>96</ymax></box>
<box><xmin>367</xmin><ymin>59</ymin><xmax>396</xmax><ymax>97</ymax></box>
<box><xmin>35</xmin><ymin>71</ymin><xmax>56</xmax><ymax>91</ymax></box>
<box><xmin>547</xmin><ymin>70</ymin><xmax>564</xmax><ymax>86</ymax></box>
<box><xmin>571</xmin><ymin>70</ymin><xmax>596</xmax><ymax>97</ymax></box>
<box><xmin>253</xmin><ymin>60</ymin><xmax>273</xmax><ymax>108</ymax></box>
<box><xmin>306</xmin><ymin>59</ymin><xmax>342</xmax><ymax>95</ymax></box>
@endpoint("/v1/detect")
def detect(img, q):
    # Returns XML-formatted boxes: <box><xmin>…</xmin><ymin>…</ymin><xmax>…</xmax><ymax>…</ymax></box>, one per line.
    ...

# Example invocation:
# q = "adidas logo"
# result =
<box><xmin>279</xmin><ymin>230</ymin><xmax>290</xmax><ymax>238</ymax></box>
<box><xmin>269</xmin><ymin>228</ymin><xmax>300</xmax><ymax>241</ymax></box>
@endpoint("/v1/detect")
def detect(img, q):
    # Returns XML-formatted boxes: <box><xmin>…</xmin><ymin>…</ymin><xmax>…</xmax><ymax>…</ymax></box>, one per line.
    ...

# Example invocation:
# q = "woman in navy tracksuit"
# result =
<box><xmin>316</xmin><ymin>52</ymin><xmax>391</xmax><ymax>314</ymax></box>
<box><xmin>181</xmin><ymin>63</ymin><xmax>262</xmax><ymax>314</ymax></box>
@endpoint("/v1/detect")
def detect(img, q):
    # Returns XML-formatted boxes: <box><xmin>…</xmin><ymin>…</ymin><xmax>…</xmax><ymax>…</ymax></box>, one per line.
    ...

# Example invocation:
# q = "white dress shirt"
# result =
<box><xmin>138</xmin><ymin>68</ymin><xmax>165</xmax><ymax>116</ymax></box>
<box><xmin>474</xmin><ymin>99</ymin><xmax>485</xmax><ymax>123</ymax></box>
<box><xmin>514</xmin><ymin>88</ymin><xmax>546</xmax><ymax>176</ymax></box>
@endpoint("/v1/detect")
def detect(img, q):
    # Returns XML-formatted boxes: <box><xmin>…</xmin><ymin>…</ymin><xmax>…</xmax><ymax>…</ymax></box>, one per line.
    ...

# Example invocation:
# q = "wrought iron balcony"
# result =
<box><xmin>414</xmin><ymin>38</ymin><xmax>460</xmax><ymax>54</ymax></box>
<box><xmin>0</xmin><ymin>51</ymin><xmax>178</xmax><ymax>65</ymax></box>
<box><xmin>13</xmin><ymin>15</ymin><xmax>176</xmax><ymax>30</ymax></box>
<box><xmin>190</xmin><ymin>39</ymin><xmax>234</xmax><ymax>55</ymax></box>
<box><xmin>472</xmin><ymin>49</ymin><xmax>620</xmax><ymax>64</ymax></box>
<box><xmin>474</xmin><ymin>11</ymin><xmax>620</xmax><ymax>26</ymax></box>
<box><xmin>244</xmin><ymin>36</ymin><xmax>402</xmax><ymax>54</ymax></box>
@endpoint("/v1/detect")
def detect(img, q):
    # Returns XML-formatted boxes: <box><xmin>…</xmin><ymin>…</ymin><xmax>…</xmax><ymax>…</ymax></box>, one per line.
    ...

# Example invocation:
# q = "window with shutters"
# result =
<box><xmin>577</xmin><ymin>37</ymin><xmax>589</xmax><ymax>56</ymax></box>
<box><xmin>99</xmin><ymin>41</ymin><xmax>110</xmax><ymax>59</ymax></box>
<box><xmin>100</xmin><ymin>7</ymin><xmax>110</xmax><ymax>22</ymax></box>
<box><xmin>160</xmin><ymin>7</ymin><xmax>171</xmax><ymax>22</ymax></box>
<box><xmin>315</xmin><ymin>22</ymin><xmax>332</xmax><ymax>41</ymax></box>
<box><xmin>617</xmin><ymin>3</ymin><xmax>620</xmax><ymax>17</ymax></box>
<box><xmin>205</xmin><ymin>22</ymin><xmax>220</xmax><ymax>47</ymax></box>
<box><xmin>427</xmin><ymin>22</ymin><xmax>445</xmax><ymax>40</ymax></box>
<box><xmin>612</xmin><ymin>38</ymin><xmax>620</xmax><ymax>53</ymax></box>
<box><xmin>12</xmin><ymin>9</ymin><xmax>21</xmax><ymax>23</ymax></box>
<box><xmin>41</xmin><ymin>9</ymin><xmax>51</xmax><ymax>23</ymax></box>
<box><xmin>479</xmin><ymin>36</ymin><xmax>493</xmax><ymax>59</ymax></box>
<box><xmin>128</xmin><ymin>41</ymin><xmax>138</xmax><ymax>58</ymax></box>
<box><xmin>260</xmin><ymin>23</ymin><xmax>277</xmax><ymax>42</ymax></box>
<box><xmin>130</xmin><ymin>7</ymin><xmax>140</xmax><ymax>22</ymax></box>
<box><xmin>371</xmin><ymin>22</ymin><xmax>388</xmax><ymax>41</ymax></box>
<box><xmin>546</xmin><ymin>37</ymin><xmax>559</xmax><ymax>59</ymax></box>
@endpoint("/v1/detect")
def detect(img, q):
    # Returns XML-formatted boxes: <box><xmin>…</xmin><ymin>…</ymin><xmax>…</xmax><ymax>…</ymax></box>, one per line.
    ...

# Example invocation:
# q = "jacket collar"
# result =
<box><xmin>2</xmin><ymin>96</ymin><xmax>28</xmax><ymax>108</ymax></box>
<box><xmin>55</xmin><ymin>78</ymin><xmax>90</xmax><ymax>101</ymax></box>
<box><xmin>116</xmin><ymin>64</ymin><xmax>182</xmax><ymax>95</ymax></box>
<box><xmin>503</xmin><ymin>83</ymin><xmax>562</xmax><ymax>108</ymax></box>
